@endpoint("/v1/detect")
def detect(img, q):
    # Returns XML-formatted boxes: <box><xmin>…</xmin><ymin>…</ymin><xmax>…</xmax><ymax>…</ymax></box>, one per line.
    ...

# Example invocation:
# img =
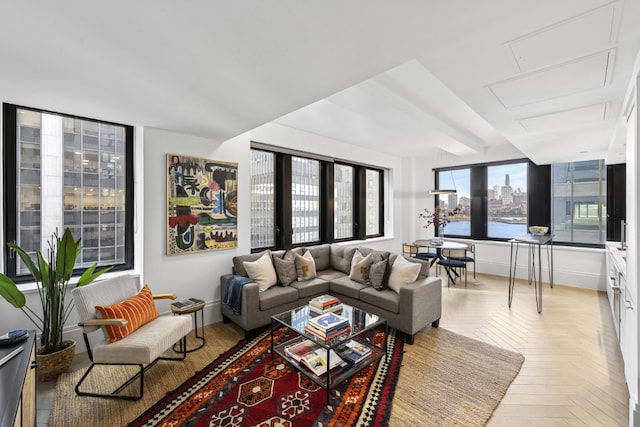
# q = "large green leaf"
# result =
<box><xmin>37</xmin><ymin>251</ymin><xmax>51</xmax><ymax>292</ymax></box>
<box><xmin>0</xmin><ymin>274</ymin><xmax>26</xmax><ymax>308</ymax></box>
<box><xmin>57</xmin><ymin>228</ymin><xmax>79</xmax><ymax>282</ymax></box>
<box><xmin>7</xmin><ymin>243</ymin><xmax>42</xmax><ymax>283</ymax></box>
<box><xmin>77</xmin><ymin>264</ymin><xmax>113</xmax><ymax>287</ymax></box>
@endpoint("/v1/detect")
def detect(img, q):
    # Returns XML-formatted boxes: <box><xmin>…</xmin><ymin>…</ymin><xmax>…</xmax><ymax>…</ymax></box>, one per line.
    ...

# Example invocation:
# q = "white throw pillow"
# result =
<box><xmin>243</xmin><ymin>253</ymin><xmax>278</xmax><ymax>292</ymax></box>
<box><xmin>295</xmin><ymin>250</ymin><xmax>317</xmax><ymax>281</ymax></box>
<box><xmin>387</xmin><ymin>255</ymin><xmax>421</xmax><ymax>294</ymax></box>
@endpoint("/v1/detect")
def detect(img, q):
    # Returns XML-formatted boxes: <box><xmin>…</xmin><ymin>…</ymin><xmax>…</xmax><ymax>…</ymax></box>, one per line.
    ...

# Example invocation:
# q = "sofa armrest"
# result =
<box><xmin>220</xmin><ymin>274</ymin><xmax>261</xmax><ymax>330</ymax></box>
<box><xmin>398</xmin><ymin>276</ymin><xmax>442</xmax><ymax>335</ymax></box>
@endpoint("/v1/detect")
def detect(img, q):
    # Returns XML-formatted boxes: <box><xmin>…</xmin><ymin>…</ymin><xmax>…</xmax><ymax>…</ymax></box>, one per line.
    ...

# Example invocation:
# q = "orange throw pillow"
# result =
<box><xmin>95</xmin><ymin>284</ymin><xmax>159</xmax><ymax>343</ymax></box>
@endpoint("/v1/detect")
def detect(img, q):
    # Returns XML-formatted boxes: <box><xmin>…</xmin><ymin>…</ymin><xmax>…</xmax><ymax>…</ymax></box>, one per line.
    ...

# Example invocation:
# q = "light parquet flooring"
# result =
<box><xmin>40</xmin><ymin>273</ymin><xmax>629</xmax><ymax>426</ymax></box>
<box><xmin>426</xmin><ymin>273</ymin><xmax>629</xmax><ymax>427</ymax></box>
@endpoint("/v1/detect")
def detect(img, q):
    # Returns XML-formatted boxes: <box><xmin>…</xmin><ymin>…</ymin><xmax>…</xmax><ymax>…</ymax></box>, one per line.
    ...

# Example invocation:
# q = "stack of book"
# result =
<box><xmin>339</xmin><ymin>339</ymin><xmax>372</xmax><ymax>364</ymax></box>
<box><xmin>300</xmin><ymin>348</ymin><xmax>344</xmax><ymax>376</ymax></box>
<box><xmin>304</xmin><ymin>311</ymin><xmax>351</xmax><ymax>340</ymax></box>
<box><xmin>308</xmin><ymin>294</ymin><xmax>343</xmax><ymax>314</ymax></box>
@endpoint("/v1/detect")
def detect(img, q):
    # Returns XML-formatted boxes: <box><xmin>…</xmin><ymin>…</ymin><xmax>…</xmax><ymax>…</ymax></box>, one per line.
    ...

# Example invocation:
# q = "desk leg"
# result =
<box><xmin>535</xmin><ymin>244</ymin><xmax>542</xmax><ymax>313</ymax></box>
<box><xmin>508</xmin><ymin>241</ymin><xmax>519</xmax><ymax>308</ymax></box>
<box><xmin>547</xmin><ymin>242</ymin><xmax>554</xmax><ymax>288</ymax></box>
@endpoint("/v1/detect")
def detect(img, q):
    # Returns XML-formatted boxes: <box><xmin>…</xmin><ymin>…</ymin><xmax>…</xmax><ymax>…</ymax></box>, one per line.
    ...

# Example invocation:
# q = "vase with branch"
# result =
<box><xmin>419</xmin><ymin>206</ymin><xmax>461</xmax><ymax>244</ymax></box>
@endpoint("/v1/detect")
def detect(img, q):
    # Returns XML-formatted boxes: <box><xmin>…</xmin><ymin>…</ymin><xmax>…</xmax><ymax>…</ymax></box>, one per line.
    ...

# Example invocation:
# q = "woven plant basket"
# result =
<box><xmin>36</xmin><ymin>340</ymin><xmax>76</xmax><ymax>382</ymax></box>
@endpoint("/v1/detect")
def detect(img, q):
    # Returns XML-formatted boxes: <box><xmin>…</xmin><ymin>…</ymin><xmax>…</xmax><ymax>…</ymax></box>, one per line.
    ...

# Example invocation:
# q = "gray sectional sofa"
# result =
<box><xmin>220</xmin><ymin>243</ymin><xmax>442</xmax><ymax>344</ymax></box>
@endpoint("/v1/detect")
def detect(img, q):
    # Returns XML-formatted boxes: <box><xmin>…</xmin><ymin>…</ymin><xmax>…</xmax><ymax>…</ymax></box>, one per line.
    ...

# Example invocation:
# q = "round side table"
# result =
<box><xmin>171</xmin><ymin>298</ymin><xmax>206</xmax><ymax>352</ymax></box>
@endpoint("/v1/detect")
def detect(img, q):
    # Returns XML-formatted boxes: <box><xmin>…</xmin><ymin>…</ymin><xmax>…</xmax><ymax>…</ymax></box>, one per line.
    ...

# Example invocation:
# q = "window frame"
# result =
<box><xmin>250</xmin><ymin>143</ymin><xmax>385</xmax><ymax>252</ymax></box>
<box><xmin>435</xmin><ymin>158</ymin><xmax>618</xmax><ymax>248</ymax></box>
<box><xmin>3</xmin><ymin>103</ymin><xmax>135</xmax><ymax>282</ymax></box>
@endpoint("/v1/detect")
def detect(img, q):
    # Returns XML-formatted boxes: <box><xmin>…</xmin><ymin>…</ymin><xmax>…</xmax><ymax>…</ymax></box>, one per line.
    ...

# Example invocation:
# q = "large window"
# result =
<box><xmin>249</xmin><ymin>145</ymin><xmax>384</xmax><ymax>250</ymax></box>
<box><xmin>435</xmin><ymin>160</ymin><xmax>531</xmax><ymax>241</ymax></box>
<box><xmin>487</xmin><ymin>162</ymin><xmax>528</xmax><ymax>238</ymax></box>
<box><xmin>3</xmin><ymin>104</ymin><xmax>134</xmax><ymax>281</ymax></box>
<box><xmin>551</xmin><ymin>160</ymin><xmax>606</xmax><ymax>245</ymax></box>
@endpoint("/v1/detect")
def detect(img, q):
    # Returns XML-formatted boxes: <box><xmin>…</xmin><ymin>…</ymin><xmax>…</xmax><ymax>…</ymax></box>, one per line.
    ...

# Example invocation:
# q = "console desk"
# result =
<box><xmin>0</xmin><ymin>331</ymin><xmax>36</xmax><ymax>427</ymax></box>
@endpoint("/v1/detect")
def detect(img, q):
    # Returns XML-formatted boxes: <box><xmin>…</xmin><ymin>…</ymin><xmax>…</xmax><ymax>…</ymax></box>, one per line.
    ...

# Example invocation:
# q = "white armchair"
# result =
<box><xmin>72</xmin><ymin>274</ymin><xmax>192</xmax><ymax>400</ymax></box>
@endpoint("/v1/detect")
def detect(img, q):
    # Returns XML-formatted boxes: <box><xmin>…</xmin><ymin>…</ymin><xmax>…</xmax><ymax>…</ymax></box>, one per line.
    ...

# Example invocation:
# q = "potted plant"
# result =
<box><xmin>0</xmin><ymin>228</ymin><xmax>111</xmax><ymax>381</ymax></box>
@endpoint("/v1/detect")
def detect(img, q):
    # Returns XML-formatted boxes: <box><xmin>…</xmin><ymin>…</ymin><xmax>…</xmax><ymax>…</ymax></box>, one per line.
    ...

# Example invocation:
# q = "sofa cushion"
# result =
<box><xmin>359</xmin><ymin>286</ymin><xmax>400</xmax><ymax>314</ymax></box>
<box><xmin>259</xmin><ymin>285</ymin><xmax>299</xmax><ymax>311</ymax></box>
<box><xmin>357</xmin><ymin>246</ymin><xmax>390</xmax><ymax>261</ymax></box>
<box><xmin>349</xmin><ymin>250</ymin><xmax>372</xmax><ymax>285</ymax></box>
<box><xmin>329</xmin><ymin>275</ymin><xmax>369</xmax><ymax>299</ymax></box>
<box><xmin>369</xmin><ymin>259</ymin><xmax>390</xmax><ymax>291</ymax></box>
<box><xmin>295</xmin><ymin>251</ymin><xmax>317</xmax><ymax>281</ymax></box>
<box><xmin>243</xmin><ymin>253</ymin><xmax>278</xmax><ymax>292</ymax></box>
<box><xmin>305</xmin><ymin>244</ymin><xmax>331</xmax><ymax>271</ymax></box>
<box><xmin>273</xmin><ymin>252</ymin><xmax>297</xmax><ymax>286</ymax></box>
<box><xmin>316</xmin><ymin>269</ymin><xmax>346</xmax><ymax>281</ymax></box>
<box><xmin>233</xmin><ymin>250</ymin><xmax>270</xmax><ymax>277</ymax></box>
<box><xmin>290</xmin><ymin>277</ymin><xmax>330</xmax><ymax>299</ymax></box>
<box><xmin>388</xmin><ymin>256</ymin><xmax>421</xmax><ymax>293</ymax></box>
<box><xmin>330</xmin><ymin>245</ymin><xmax>356</xmax><ymax>274</ymax></box>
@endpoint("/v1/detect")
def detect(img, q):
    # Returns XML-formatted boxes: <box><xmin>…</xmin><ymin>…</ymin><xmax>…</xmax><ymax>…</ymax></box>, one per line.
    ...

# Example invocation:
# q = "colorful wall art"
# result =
<box><xmin>166</xmin><ymin>154</ymin><xmax>238</xmax><ymax>255</ymax></box>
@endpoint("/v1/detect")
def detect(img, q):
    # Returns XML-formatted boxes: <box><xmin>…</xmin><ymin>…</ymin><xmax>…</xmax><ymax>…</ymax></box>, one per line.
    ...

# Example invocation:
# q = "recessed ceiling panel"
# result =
<box><xmin>489</xmin><ymin>51</ymin><xmax>612</xmax><ymax>108</ymax></box>
<box><xmin>507</xmin><ymin>3</ymin><xmax>618</xmax><ymax>72</ymax></box>
<box><xmin>519</xmin><ymin>103</ymin><xmax>607</xmax><ymax>132</ymax></box>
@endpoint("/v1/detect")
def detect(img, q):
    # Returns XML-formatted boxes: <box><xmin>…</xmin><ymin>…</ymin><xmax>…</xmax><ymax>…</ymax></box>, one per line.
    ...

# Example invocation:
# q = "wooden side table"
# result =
<box><xmin>171</xmin><ymin>299</ymin><xmax>206</xmax><ymax>352</ymax></box>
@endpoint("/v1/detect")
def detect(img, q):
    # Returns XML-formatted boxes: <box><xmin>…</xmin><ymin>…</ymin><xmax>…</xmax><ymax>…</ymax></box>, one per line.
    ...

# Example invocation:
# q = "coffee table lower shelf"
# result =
<box><xmin>271</xmin><ymin>330</ymin><xmax>386</xmax><ymax>405</ymax></box>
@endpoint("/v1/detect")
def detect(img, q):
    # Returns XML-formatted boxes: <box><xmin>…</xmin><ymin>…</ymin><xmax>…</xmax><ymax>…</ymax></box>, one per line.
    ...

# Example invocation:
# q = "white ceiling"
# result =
<box><xmin>1</xmin><ymin>1</ymin><xmax>639</xmax><ymax>165</ymax></box>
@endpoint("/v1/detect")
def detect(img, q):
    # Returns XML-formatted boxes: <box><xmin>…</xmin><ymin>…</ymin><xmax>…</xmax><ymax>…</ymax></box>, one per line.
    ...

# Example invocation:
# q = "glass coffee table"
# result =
<box><xmin>271</xmin><ymin>303</ymin><xmax>387</xmax><ymax>404</ymax></box>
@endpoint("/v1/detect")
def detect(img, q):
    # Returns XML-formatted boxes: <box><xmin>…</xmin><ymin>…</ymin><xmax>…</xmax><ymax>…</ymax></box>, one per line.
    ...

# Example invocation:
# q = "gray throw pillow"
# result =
<box><xmin>370</xmin><ymin>259</ymin><xmax>390</xmax><ymax>291</ymax></box>
<box><xmin>273</xmin><ymin>253</ymin><xmax>297</xmax><ymax>286</ymax></box>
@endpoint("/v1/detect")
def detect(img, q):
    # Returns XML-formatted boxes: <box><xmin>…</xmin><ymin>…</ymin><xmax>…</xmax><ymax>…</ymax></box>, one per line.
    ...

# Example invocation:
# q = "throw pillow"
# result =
<box><xmin>304</xmin><ymin>243</ymin><xmax>331</xmax><ymax>271</ymax></box>
<box><xmin>243</xmin><ymin>252</ymin><xmax>278</xmax><ymax>292</ymax></box>
<box><xmin>273</xmin><ymin>251</ymin><xmax>297</xmax><ymax>286</ymax></box>
<box><xmin>349</xmin><ymin>250</ymin><xmax>373</xmax><ymax>284</ymax></box>
<box><xmin>95</xmin><ymin>284</ymin><xmax>159</xmax><ymax>344</ymax></box>
<box><xmin>370</xmin><ymin>259</ymin><xmax>390</xmax><ymax>291</ymax></box>
<box><xmin>388</xmin><ymin>256</ymin><xmax>421</xmax><ymax>294</ymax></box>
<box><xmin>295</xmin><ymin>250</ymin><xmax>317</xmax><ymax>281</ymax></box>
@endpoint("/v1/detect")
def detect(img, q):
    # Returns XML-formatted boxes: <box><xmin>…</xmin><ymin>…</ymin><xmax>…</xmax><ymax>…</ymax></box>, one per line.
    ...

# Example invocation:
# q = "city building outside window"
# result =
<box><xmin>250</xmin><ymin>150</ymin><xmax>275</xmax><ymax>248</ymax></box>
<box><xmin>551</xmin><ymin>160</ymin><xmax>606</xmax><ymax>245</ymax></box>
<box><xmin>334</xmin><ymin>164</ymin><xmax>354</xmax><ymax>240</ymax></box>
<box><xmin>291</xmin><ymin>156</ymin><xmax>320</xmax><ymax>244</ymax></box>
<box><xmin>437</xmin><ymin>168</ymin><xmax>470</xmax><ymax>236</ymax></box>
<box><xmin>487</xmin><ymin>162</ymin><xmax>528</xmax><ymax>239</ymax></box>
<box><xmin>3</xmin><ymin>104</ymin><xmax>134</xmax><ymax>280</ymax></box>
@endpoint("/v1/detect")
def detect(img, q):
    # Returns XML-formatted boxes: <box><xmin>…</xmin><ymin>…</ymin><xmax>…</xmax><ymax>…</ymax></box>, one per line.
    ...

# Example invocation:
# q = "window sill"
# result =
<box><xmin>17</xmin><ymin>270</ymin><xmax>141</xmax><ymax>294</ymax></box>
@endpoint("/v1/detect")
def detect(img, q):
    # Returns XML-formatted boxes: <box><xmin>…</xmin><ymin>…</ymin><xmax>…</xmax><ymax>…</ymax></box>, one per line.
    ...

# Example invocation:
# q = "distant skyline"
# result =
<box><xmin>438</xmin><ymin>162</ymin><xmax>528</xmax><ymax>198</ymax></box>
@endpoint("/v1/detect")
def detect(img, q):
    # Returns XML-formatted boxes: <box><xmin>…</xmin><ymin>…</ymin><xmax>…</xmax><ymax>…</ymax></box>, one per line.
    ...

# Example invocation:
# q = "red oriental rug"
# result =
<box><xmin>129</xmin><ymin>327</ymin><xmax>404</xmax><ymax>427</ymax></box>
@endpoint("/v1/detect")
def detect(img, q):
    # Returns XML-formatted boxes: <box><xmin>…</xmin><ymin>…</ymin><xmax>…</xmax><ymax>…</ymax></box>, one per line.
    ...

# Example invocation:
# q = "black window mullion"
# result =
<box><xmin>323</xmin><ymin>162</ymin><xmax>334</xmax><ymax>243</ymax></box>
<box><xmin>355</xmin><ymin>166</ymin><xmax>366</xmax><ymax>240</ymax></box>
<box><xmin>3</xmin><ymin>104</ymin><xmax>18</xmax><ymax>278</ymax></box>
<box><xmin>275</xmin><ymin>153</ymin><xmax>292</xmax><ymax>248</ymax></box>
<box><xmin>470</xmin><ymin>166</ymin><xmax>486</xmax><ymax>239</ymax></box>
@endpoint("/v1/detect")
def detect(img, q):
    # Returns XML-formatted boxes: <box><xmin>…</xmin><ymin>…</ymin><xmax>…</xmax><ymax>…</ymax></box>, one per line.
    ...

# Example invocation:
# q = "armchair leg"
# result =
<box><xmin>75</xmin><ymin>335</ymin><xmax>188</xmax><ymax>401</ymax></box>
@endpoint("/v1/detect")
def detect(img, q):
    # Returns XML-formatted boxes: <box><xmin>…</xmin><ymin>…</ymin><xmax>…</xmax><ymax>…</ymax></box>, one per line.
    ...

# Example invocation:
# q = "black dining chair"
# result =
<box><xmin>438</xmin><ymin>248</ymin><xmax>467</xmax><ymax>287</ymax></box>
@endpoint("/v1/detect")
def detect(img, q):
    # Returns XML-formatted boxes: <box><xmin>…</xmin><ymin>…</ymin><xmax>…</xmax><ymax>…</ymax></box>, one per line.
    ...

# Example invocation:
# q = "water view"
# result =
<box><xmin>445</xmin><ymin>221</ymin><xmax>527</xmax><ymax>239</ymax></box>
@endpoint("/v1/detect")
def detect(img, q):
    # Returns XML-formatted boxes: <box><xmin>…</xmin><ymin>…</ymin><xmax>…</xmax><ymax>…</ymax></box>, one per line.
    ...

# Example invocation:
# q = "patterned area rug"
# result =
<box><xmin>128</xmin><ymin>327</ymin><xmax>404</xmax><ymax>427</ymax></box>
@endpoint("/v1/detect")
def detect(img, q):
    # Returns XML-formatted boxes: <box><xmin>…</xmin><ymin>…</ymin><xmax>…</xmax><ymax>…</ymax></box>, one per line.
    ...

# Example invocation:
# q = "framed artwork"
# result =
<box><xmin>166</xmin><ymin>154</ymin><xmax>238</xmax><ymax>255</ymax></box>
